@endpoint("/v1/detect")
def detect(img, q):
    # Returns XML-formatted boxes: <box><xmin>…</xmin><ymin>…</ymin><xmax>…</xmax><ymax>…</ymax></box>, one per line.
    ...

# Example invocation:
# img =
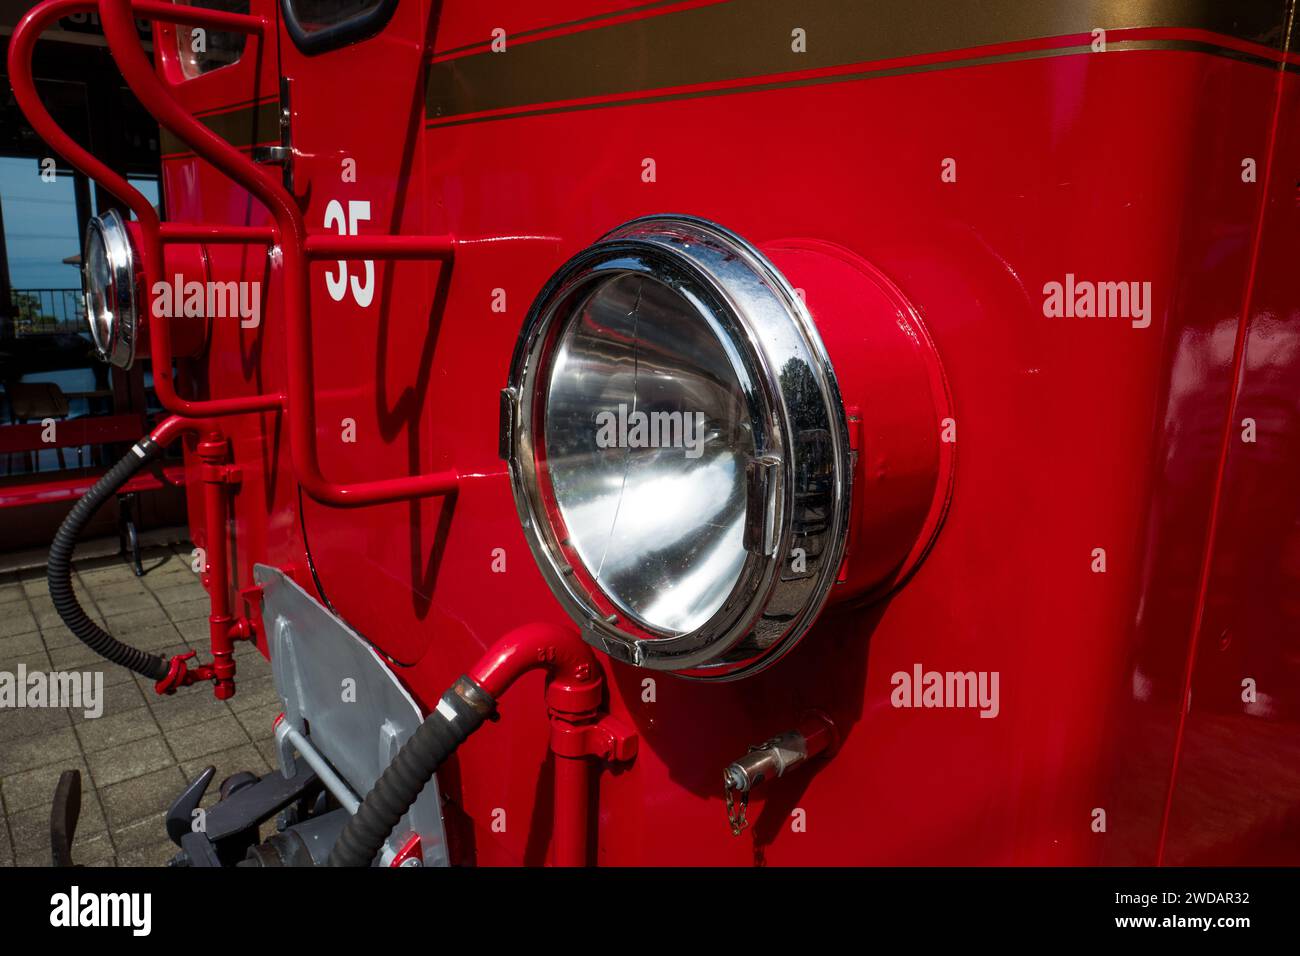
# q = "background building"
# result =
<box><xmin>0</xmin><ymin>2</ymin><xmax>183</xmax><ymax>553</ymax></box>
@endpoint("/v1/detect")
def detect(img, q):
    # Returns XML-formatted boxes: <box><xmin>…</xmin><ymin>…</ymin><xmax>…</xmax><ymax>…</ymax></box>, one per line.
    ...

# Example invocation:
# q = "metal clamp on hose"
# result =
<box><xmin>154</xmin><ymin>650</ymin><xmax>218</xmax><ymax>696</ymax></box>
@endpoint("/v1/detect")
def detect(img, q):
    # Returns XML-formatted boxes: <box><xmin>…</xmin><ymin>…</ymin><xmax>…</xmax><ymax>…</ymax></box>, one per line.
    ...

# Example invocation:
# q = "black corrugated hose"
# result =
<box><xmin>46</xmin><ymin>436</ymin><xmax>170</xmax><ymax>681</ymax></box>
<box><xmin>328</xmin><ymin>676</ymin><xmax>496</xmax><ymax>866</ymax></box>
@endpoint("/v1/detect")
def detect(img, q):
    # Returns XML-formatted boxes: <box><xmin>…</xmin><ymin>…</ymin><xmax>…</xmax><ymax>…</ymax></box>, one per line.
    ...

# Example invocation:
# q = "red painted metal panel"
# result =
<box><xmin>15</xmin><ymin>0</ymin><xmax>1292</xmax><ymax>865</ymax></box>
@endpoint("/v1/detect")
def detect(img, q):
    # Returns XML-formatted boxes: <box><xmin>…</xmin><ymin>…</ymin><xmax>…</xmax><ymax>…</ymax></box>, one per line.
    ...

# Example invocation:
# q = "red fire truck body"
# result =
<box><xmin>11</xmin><ymin>0</ymin><xmax>1300</xmax><ymax>867</ymax></box>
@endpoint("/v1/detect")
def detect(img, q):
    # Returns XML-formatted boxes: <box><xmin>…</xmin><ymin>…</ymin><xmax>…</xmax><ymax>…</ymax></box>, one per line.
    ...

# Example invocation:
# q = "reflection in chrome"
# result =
<box><xmin>544</xmin><ymin>273</ymin><xmax>753</xmax><ymax>635</ymax></box>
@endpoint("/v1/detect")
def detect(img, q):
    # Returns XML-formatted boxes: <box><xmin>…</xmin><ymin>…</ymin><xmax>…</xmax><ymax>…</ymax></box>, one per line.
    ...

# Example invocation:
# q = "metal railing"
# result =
<box><xmin>7</xmin><ymin>288</ymin><xmax>87</xmax><ymax>336</ymax></box>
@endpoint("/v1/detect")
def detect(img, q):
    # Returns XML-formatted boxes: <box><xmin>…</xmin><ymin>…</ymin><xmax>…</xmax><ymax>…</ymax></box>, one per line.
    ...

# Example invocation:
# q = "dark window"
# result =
<box><xmin>176</xmin><ymin>0</ymin><xmax>251</xmax><ymax>78</ymax></box>
<box><xmin>282</xmin><ymin>0</ymin><xmax>397</xmax><ymax>54</ymax></box>
<box><xmin>289</xmin><ymin>0</ymin><xmax>381</xmax><ymax>29</ymax></box>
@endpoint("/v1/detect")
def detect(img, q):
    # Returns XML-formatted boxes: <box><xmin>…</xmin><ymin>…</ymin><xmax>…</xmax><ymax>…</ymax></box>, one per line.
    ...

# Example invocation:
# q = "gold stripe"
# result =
<box><xmin>433</xmin><ymin>0</ymin><xmax>691</xmax><ymax>58</ymax></box>
<box><xmin>427</xmin><ymin>39</ymin><xmax>1279</xmax><ymax>129</ymax></box>
<box><xmin>426</xmin><ymin>0</ymin><xmax>1288</xmax><ymax>123</ymax></box>
<box><xmin>160</xmin><ymin>98</ymin><xmax>280</xmax><ymax>157</ymax></box>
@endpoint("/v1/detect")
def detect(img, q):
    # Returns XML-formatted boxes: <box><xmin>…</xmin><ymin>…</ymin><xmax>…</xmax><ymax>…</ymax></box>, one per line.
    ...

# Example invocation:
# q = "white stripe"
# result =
<box><xmin>131</xmin><ymin>444</ymin><xmax>147</xmax><ymax>458</ymax></box>
<box><xmin>435</xmin><ymin>698</ymin><xmax>458</xmax><ymax>722</ymax></box>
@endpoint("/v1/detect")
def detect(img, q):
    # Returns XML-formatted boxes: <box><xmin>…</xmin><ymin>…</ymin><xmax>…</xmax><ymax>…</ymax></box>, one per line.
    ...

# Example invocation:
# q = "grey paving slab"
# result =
<box><xmin>0</xmin><ymin>705</ymin><xmax>72</xmax><ymax>744</ymax></box>
<box><xmin>99</xmin><ymin>766</ymin><xmax>187</xmax><ymax>830</ymax></box>
<box><xmin>9</xmin><ymin>795</ymin><xmax>106</xmax><ymax>862</ymax></box>
<box><xmin>0</xmin><ymin>610</ymin><xmax>38</xmax><ymax>639</ymax></box>
<box><xmin>164</xmin><ymin>713</ymin><xmax>251</xmax><ymax>764</ymax></box>
<box><xmin>109</xmin><ymin>810</ymin><xmax>170</xmax><ymax>855</ymax></box>
<box><xmin>71</xmin><ymin>679</ymin><xmax>145</xmax><ymax>723</ymax></box>
<box><xmin>73</xmin><ymin>706</ymin><xmax>160</xmax><ymax>754</ymax></box>
<box><xmin>118</xmin><ymin>840</ymin><xmax>178</xmax><ymax>867</ymax></box>
<box><xmin>0</xmin><ymin>726</ymin><xmax>81</xmax><ymax>775</ymax></box>
<box><xmin>1</xmin><ymin>756</ymin><xmax>90</xmax><ymax>813</ymax></box>
<box><xmin>86</xmin><ymin>735</ymin><xmax>175</xmax><ymax>789</ymax></box>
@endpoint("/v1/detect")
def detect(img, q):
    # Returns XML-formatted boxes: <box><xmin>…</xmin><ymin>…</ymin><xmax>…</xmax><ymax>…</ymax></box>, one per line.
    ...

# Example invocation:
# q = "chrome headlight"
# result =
<box><xmin>82</xmin><ymin>209</ymin><xmax>138</xmax><ymax>369</ymax></box>
<box><xmin>503</xmin><ymin>216</ymin><xmax>852</xmax><ymax>680</ymax></box>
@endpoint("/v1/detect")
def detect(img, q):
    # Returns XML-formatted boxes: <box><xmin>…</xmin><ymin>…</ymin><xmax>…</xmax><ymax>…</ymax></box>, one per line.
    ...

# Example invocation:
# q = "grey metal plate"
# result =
<box><xmin>254</xmin><ymin>564</ymin><xmax>449</xmax><ymax>867</ymax></box>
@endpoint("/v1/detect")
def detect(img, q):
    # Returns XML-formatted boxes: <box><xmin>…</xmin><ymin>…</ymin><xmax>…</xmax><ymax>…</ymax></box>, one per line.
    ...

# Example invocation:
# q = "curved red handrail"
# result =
<box><xmin>10</xmin><ymin>0</ymin><xmax>460</xmax><ymax>506</ymax></box>
<box><xmin>6</xmin><ymin>0</ymin><xmax>284</xmax><ymax>420</ymax></box>
<box><xmin>99</xmin><ymin>0</ymin><xmax>459</xmax><ymax>507</ymax></box>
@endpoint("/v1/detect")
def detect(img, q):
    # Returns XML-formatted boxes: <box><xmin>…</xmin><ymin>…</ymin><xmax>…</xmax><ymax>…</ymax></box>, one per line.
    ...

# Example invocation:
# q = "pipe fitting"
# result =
<box><xmin>468</xmin><ymin>622</ymin><xmax>601</xmax><ymax>701</ymax></box>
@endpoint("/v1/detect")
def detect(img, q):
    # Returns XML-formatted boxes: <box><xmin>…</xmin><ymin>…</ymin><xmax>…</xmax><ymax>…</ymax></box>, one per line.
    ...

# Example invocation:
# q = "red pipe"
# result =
<box><xmin>148</xmin><ymin>414</ymin><xmax>207</xmax><ymax>449</ymax></box>
<box><xmin>466</xmin><ymin>623</ymin><xmax>635</xmax><ymax>866</ymax></box>
<box><xmin>469</xmin><ymin>622</ymin><xmax>601</xmax><ymax>703</ymax></box>
<box><xmin>144</xmin><ymin>418</ymin><xmax>251</xmax><ymax>700</ymax></box>
<box><xmin>99</xmin><ymin>0</ymin><xmax>462</xmax><ymax>508</ymax></box>
<box><xmin>147</xmin><ymin>416</ymin><xmax>250</xmax><ymax>697</ymax></box>
<box><xmin>128</xmin><ymin>0</ymin><xmax>269</xmax><ymax>30</ymax></box>
<box><xmin>196</xmin><ymin>433</ymin><xmax>245</xmax><ymax>699</ymax></box>
<box><xmin>552</xmin><ymin>755</ymin><xmax>591</xmax><ymax>866</ymax></box>
<box><xmin>160</xmin><ymin>223</ymin><xmax>276</xmax><ymax>244</ymax></box>
<box><xmin>142</xmin><ymin>417</ymin><xmax>250</xmax><ymax>699</ymax></box>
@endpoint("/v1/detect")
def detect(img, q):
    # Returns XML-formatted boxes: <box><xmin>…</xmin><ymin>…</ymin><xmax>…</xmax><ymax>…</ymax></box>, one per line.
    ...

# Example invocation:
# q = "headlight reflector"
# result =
<box><xmin>543</xmin><ymin>270</ymin><xmax>755</xmax><ymax>636</ymax></box>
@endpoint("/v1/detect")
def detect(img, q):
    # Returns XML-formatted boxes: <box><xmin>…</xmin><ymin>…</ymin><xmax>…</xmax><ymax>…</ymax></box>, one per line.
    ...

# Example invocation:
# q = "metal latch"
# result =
<box><xmin>498</xmin><ymin>388</ymin><xmax>517</xmax><ymax>461</ymax></box>
<box><xmin>743</xmin><ymin>455</ymin><xmax>781</xmax><ymax>555</ymax></box>
<box><xmin>253</xmin><ymin>76</ymin><xmax>293</xmax><ymax>192</ymax></box>
<box><xmin>722</xmin><ymin>711</ymin><xmax>837</xmax><ymax>836</ymax></box>
<box><xmin>252</xmin><ymin>145</ymin><xmax>290</xmax><ymax>165</ymax></box>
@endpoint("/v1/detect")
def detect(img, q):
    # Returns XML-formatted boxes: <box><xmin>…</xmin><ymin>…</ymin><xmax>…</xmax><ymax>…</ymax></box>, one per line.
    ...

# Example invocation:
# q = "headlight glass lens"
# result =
<box><xmin>542</xmin><ymin>273</ymin><xmax>754</xmax><ymax>635</ymax></box>
<box><xmin>83</xmin><ymin>227</ymin><xmax>114</xmax><ymax>354</ymax></box>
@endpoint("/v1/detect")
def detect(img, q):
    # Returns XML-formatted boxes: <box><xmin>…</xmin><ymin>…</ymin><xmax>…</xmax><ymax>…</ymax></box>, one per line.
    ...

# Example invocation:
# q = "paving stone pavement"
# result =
<box><xmin>0</xmin><ymin>543</ymin><xmax>282</xmax><ymax>867</ymax></box>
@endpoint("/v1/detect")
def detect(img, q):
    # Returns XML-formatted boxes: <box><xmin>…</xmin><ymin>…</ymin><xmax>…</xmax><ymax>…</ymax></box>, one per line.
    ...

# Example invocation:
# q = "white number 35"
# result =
<box><xmin>323</xmin><ymin>199</ymin><xmax>374</xmax><ymax>308</ymax></box>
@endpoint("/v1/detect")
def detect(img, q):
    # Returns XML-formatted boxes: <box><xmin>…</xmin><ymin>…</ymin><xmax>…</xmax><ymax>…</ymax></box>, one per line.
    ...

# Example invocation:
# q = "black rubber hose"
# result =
<box><xmin>329</xmin><ymin>675</ymin><xmax>495</xmax><ymax>866</ymax></box>
<box><xmin>47</xmin><ymin>436</ymin><xmax>170</xmax><ymax>681</ymax></box>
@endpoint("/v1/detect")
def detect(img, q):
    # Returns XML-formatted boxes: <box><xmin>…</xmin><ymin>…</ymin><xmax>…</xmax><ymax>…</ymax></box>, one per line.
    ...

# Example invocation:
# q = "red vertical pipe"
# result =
<box><xmin>467</xmin><ymin>624</ymin><xmax>606</xmax><ymax>867</ymax></box>
<box><xmin>197</xmin><ymin>434</ymin><xmax>236</xmax><ymax>699</ymax></box>
<box><xmin>552</xmin><ymin>755</ymin><xmax>591</xmax><ymax>866</ymax></box>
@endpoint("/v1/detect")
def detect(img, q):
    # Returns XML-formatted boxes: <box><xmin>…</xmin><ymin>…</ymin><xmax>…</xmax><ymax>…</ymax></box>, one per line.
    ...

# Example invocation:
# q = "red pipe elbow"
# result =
<box><xmin>468</xmin><ymin>622</ymin><xmax>603</xmax><ymax>716</ymax></box>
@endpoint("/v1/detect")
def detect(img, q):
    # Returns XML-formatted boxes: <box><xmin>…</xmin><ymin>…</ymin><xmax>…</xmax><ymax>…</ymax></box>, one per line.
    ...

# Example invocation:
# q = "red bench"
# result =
<box><xmin>0</xmin><ymin>414</ymin><xmax>186</xmax><ymax>573</ymax></box>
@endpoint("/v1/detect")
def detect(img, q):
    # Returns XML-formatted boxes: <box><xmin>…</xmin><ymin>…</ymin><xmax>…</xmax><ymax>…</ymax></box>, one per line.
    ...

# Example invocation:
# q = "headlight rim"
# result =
<box><xmin>505</xmin><ymin>215</ymin><xmax>852</xmax><ymax>680</ymax></box>
<box><xmin>82</xmin><ymin>208</ymin><xmax>138</xmax><ymax>369</ymax></box>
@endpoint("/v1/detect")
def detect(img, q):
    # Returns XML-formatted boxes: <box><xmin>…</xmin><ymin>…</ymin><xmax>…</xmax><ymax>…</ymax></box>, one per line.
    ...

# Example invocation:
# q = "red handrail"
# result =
<box><xmin>160</xmin><ymin>223</ymin><xmax>276</xmax><ymax>244</ymax></box>
<box><xmin>100</xmin><ymin>0</ymin><xmax>460</xmax><ymax>507</ymax></box>
<box><xmin>6</xmin><ymin>0</ymin><xmax>284</xmax><ymax>421</ymax></box>
<box><xmin>9</xmin><ymin>0</ymin><xmax>462</xmax><ymax>507</ymax></box>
